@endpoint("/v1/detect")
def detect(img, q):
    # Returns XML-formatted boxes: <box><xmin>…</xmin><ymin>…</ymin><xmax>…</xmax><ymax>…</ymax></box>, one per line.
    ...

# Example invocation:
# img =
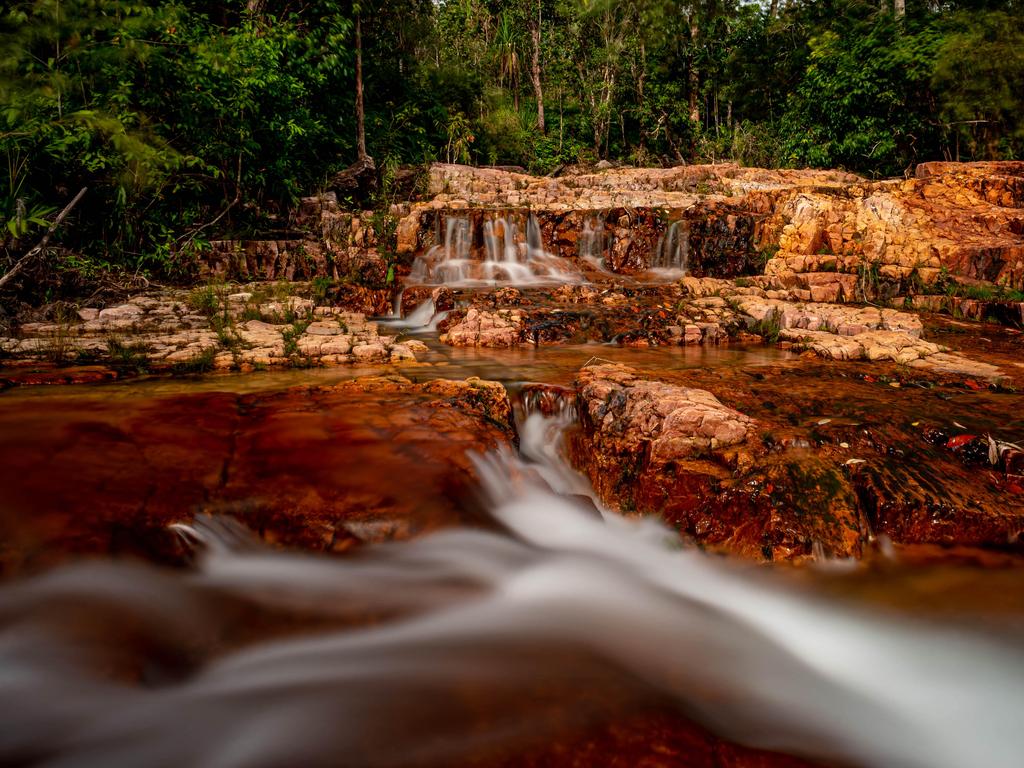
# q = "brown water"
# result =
<box><xmin>0</xmin><ymin>338</ymin><xmax>791</xmax><ymax>401</ymax></box>
<box><xmin>0</xmin><ymin>325</ymin><xmax>1021</xmax><ymax>768</ymax></box>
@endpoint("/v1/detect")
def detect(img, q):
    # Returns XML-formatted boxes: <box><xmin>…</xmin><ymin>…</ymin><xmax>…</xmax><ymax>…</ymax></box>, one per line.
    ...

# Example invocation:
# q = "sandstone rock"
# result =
<box><xmin>576</xmin><ymin>364</ymin><xmax>754</xmax><ymax>460</ymax></box>
<box><xmin>389</xmin><ymin>343</ymin><xmax>416</xmax><ymax>362</ymax></box>
<box><xmin>304</xmin><ymin>320</ymin><xmax>346</xmax><ymax>336</ymax></box>
<box><xmin>779</xmin><ymin>327</ymin><xmax>1003</xmax><ymax>380</ymax></box>
<box><xmin>3</xmin><ymin>286</ymin><xmax>421</xmax><ymax>378</ymax></box>
<box><xmin>395</xmin><ymin>212</ymin><xmax>421</xmax><ymax>254</ymax></box>
<box><xmin>352</xmin><ymin>343</ymin><xmax>388</xmax><ymax>362</ymax></box>
<box><xmin>442</xmin><ymin>308</ymin><xmax>524</xmax><ymax>347</ymax></box>
<box><xmin>395</xmin><ymin>161</ymin><xmax>1023</xmax><ymax>286</ymax></box>
<box><xmin>404</xmin><ymin>339</ymin><xmax>430</xmax><ymax>355</ymax></box>
<box><xmin>568</xmin><ymin>364</ymin><xmax>867</xmax><ymax>562</ymax></box>
<box><xmin>906</xmin><ymin>351</ymin><xmax>1004</xmax><ymax>381</ymax></box>
<box><xmin>431</xmin><ymin>286</ymin><xmax>456</xmax><ymax>312</ymax></box>
<box><xmin>0</xmin><ymin>375</ymin><xmax>516</xmax><ymax>572</ymax></box>
<box><xmin>737</xmin><ymin>297</ymin><xmax>923</xmax><ymax>337</ymax></box>
<box><xmin>98</xmin><ymin>304</ymin><xmax>143</xmax><ymax>321</ymax></box>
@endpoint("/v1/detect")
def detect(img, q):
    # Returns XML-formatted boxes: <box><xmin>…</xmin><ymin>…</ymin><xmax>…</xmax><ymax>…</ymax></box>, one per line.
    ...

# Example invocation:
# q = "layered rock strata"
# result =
<box><xmin>396</xmin><ymin>161</ymin><xmax>1024</xmax><ymax>290</ymax></box>
<box><xmin>1</xmin><ymin>285</ymin><xmax>423</xmax><ymax>379</ymax></box>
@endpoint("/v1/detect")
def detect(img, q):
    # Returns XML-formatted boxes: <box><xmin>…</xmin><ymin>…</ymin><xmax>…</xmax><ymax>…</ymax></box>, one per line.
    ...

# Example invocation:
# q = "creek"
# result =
<box><xmin>0</xmin><ymin>253</ymin><xmax>1022</xmax><ymax>767</ymax></box>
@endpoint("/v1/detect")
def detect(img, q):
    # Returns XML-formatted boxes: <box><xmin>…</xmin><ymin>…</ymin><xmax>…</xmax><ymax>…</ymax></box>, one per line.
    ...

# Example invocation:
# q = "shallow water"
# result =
<box><xmin>0</xmin><ymin>337</ymin><xmax>791</xmax><ymax>401</ymax></box>
<box><xmin>0</xmin><ymin>407</ymin><xmax>1021</xmax><ymax>768</ymax></box>
<box><xmin>0</xmin><ymin>316</ymin><xmax>1021</xmax><ymax>767</ymax></box>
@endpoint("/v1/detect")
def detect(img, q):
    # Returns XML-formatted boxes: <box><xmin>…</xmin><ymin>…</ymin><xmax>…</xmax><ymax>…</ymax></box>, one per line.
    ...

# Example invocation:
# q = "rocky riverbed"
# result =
<box><xmin>1</xmin><ymin>161</ymin><xmax>1022</xmax><ymax>768</ymax></box>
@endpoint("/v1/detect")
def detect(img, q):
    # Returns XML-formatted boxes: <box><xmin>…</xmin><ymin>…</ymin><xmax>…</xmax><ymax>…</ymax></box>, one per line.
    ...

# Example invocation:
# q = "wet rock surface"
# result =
<box><xmin>0</xmin><ymin>375</ymin><xmax>514</xmax><ymax>575</ymax></box>
<box><xmin>3</xmin><ymin>161</ymin><xmax>1024</xmax><ymax>768</ymax></box>
<box><xmin>567</xmin><ymin>357</ymin><xmax>1024</xmax><ymax>561</ymax></box>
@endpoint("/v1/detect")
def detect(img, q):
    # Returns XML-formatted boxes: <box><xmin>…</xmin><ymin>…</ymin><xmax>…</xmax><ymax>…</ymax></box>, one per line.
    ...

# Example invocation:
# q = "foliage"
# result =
<box><xmin>2</xmin><ymin>0</ymin><xmax>1023</xmax><ymax>286</ymax></box>
<box><xmin>932</xmin><ymin>10</ymin><xmax>1024</xmax><ymax>160</ymax></box>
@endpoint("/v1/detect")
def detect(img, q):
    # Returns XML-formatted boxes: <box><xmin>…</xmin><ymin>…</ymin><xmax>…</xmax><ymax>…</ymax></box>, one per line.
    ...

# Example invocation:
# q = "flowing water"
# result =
<box><xmin>0</xmin><ymin>403</ymin><xmax>1022</xmax><ymax>768</ymax></box>
<box><xmin>413</xmin><ymin>213</ymin><xmax>581</xmax><ymax>286</ymax></box>
<box><xmin>578</xmin><ymin>214</ymin><xmax>608</xmax><ymax>270</ymax></box>
<box><xmin>651</xmin><ymin>219</ymin><xmax>690</xmax><ymax>276</ymax></box>
<box><xmin>1</xmin><ymin>226</ymin><xmax>1023</xmax><ymax>766</ymax></box>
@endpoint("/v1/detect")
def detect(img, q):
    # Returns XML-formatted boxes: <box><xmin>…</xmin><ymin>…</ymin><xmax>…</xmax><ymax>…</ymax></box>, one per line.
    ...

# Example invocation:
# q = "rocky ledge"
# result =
<box><xmin>435</xmin><ymin>278</ymin><xmax>1005</xmax><ymax>384</ymax></box>
<box><xmin>396</xmin><ymin>161</ymin><xmax>1024</xmax><ymax>292</ymax></box>
<box><xmin>567</xmin><ymin>361</ymin><xmax>1024</xmax><ymax>562</ymax></box>
<box><xmin>0</xmin><ymin>282</ymin><xmax>424</xmax><ymax>384</ymax></box>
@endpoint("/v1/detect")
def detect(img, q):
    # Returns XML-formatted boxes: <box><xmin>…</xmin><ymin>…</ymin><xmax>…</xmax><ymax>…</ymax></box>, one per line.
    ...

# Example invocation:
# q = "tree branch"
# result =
<box><xmin>176</xmin><ymin>151</ymin><xmax>243</xmax><ymax>253</ymax></box>
<box><xmin>0</xmin><ymin>187</ymin><xmax>87</xmax><ymax>292</ymax></box>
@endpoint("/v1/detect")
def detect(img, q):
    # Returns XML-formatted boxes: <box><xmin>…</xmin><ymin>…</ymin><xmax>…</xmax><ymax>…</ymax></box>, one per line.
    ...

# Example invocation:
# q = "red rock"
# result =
<box><xmin>0</xmin><ymin>376</ymin><xmax>514</xmax><ymax>575</ymax></box>
<box><xmin>0</xmin><ymin>365</ymin><xmax>119</xmax><ymax>387</ymax></box>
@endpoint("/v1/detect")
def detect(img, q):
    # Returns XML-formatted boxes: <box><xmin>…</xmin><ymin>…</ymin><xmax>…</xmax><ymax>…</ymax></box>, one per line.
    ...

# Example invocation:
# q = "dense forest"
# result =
<box><xmin>2</xmin><ymin>0</ymin><xmax>1023</xmax><ymax>280</ymax></box>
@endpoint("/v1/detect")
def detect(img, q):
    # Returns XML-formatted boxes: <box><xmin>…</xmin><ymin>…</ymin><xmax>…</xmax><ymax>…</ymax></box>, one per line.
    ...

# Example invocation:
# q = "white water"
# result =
<box><xmin>379</xmin><ymin>296</ymin><xmax>437</xmax><ymax>331</ymax></box>
<box><xmin>651</xmin><ymin>219</ymin><xmax>690</xmax><ymax>275</ymax></box>
<box><xmin>578</xmin><ymin>213</ymin><xmax>608</xmax><ymax>270</ymax></box>
<box><xmin>0</xmin><ymin>410</ymin><xmax>1021</xmax><ymax>767</ymax></box>
<box><xmin>413</xmin><ymin>213</ymin><xmax>582</xmax><ymax>286</ymax></box>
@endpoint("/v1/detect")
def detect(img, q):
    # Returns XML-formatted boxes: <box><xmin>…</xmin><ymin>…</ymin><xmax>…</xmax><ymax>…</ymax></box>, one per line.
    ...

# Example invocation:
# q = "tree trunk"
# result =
<box><xmin>688</xmin><ymin>17</ymin><xmax>700</xmax><ymax>125</ymax></box>
<box><xmin>355</xmin><ymin>14</ymin><xmax>368</xmax><ymax>162</ymax></box>
<box><xmin>529</xmin><ymin>1</ymin><xmax>545</xmax><ymax>133</ymax></box>
<box><xmin>894</xmin><ymin>0</ymin><xmax>905</xmax><ymax>18</ymax></box>
<box><xmin>635</xmin><ymin>41</ymin><xmax>647</xmax><ymax>151</ymax></box>
<box><xmin>769</xmin><ymin>0</ymin><xmax>778</xmax><ymax>18</ymax></box>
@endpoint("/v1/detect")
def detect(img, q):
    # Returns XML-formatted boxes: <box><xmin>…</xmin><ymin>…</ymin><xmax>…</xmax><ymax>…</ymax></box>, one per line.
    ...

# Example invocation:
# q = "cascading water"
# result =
<box><xmin>480</xmin><ymin>217</ymin><xmax>536</xmax><ymax>283</ymax></box>
<box><xmin>426</xmin><ymin>215</ymin><xmax>473</xmax><ymax>284</ymax></box>
<box><xmin>652</xmin><ymin>219</ymin><xmax>690</xmax><ymax>274</ymax></box>
<box><xmin>379</xmin><ymin>294</ymin><xmax>451</xmax><ymax>333</ymax></box>
<box><xmin>578</xmin><ymin>213</ymin><xmax>608</xmax><ymax>269</ymax></box>
<box><xmin>413</xmin><ymin>213</ymin><xmax>581</xmax><ymax>286</ymax></box>
<box><xmin>0</xmin><ymin>406</ymin><xmax>1021</xmax><ymax>767</ymax></box>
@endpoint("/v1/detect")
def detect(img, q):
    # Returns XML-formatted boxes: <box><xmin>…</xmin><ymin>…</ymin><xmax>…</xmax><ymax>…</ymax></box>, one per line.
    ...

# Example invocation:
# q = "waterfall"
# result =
<box><xmin>481</xmin><ymin>216</ymin><xmax>536</xmax><ymax>283</ymax></box>
<box><xmin>430</xmin><ymin>215</ymin><xmax>473</xmax><ymax>284</ymax></box>
<box><xmin>379</xmin><ymin>298</ymin><xmax>452</xmax><ymax>333</ymax></box>
<box><xmin>379</xmin><ymin>297</ymin><xmax>436</xmax><ymax>331</ymax></box>
<box><xmin>578</xmin><ymin>214</ymin><xmax>607</xmax><ymax>268</ymax></box>
<box><xmin>412</xmin><ymin>212</ymin><xmax>581</xmax><ymax>286</ymax></box>
<box><xmin>652</xmin><ymin>219</ymin><xmax>690</xmax><ymax>273</ymax></box>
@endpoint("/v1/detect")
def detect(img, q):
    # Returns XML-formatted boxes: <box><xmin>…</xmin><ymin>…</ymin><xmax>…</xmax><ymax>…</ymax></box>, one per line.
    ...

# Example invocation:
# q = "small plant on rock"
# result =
<box><xmin>311</xmin><ymin>276</ymin><xmax>333</xmax><ymax>301</ymax></box>
<box><xmin>188</xmin><ymin>280</ymin><xmax>227</xmax><ymax>317</ymax></box>
<box><xmin>171</xmin><ymin>346</ymin><xmax>217</xmax><ymax>375</ymax></box>
<box><xmin>750</xmin><ymin>307</ymin><xmax>784</xmax><ymax>344</ymax></box>
<box><xmin>106</xmin><ymin>336</ymin><xmax>151</xmax><ymax>374</ymax></box>
<box><xmin>282</xmin><ymin>317</ymin><xmax>312</xmax><ymax>358</ymax></box>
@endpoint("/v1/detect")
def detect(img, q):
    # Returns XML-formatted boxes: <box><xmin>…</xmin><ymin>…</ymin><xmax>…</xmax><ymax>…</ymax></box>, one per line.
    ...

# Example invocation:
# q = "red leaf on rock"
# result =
<box><xmin>963</xmin><ymin>379</ymin><xmax>985</xmax><ymax>391</ymax></box>
<box><xmin>946</xmin><ymin>434</ymin><xmax>977</xmax><ymax>450</ymax></box>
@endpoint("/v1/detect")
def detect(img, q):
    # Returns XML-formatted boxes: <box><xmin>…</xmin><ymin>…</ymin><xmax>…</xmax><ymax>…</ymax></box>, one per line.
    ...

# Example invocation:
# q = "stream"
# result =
<box><xmin>0</xmin><ymin>288</ymin><xmax>1022</xmax><ymax>768</ymax></box>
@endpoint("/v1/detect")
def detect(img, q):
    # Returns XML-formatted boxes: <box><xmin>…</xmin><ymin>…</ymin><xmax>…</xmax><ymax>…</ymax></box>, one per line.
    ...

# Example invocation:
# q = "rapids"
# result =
<box><xmin>0</xmin><ymin>404</ymin><xmax>1021</xmax><ymax>768</ymax></box>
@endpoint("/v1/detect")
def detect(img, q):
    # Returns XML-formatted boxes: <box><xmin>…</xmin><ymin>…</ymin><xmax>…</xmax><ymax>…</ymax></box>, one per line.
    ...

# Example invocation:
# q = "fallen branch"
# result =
<box><xmin>0</xmin><ymin>187</ymin><xmax>87</xmax><ymax>292</ymax></box>
<box><xmin>176</xmin><ymin>151</ymin><xmax>243</xmax><ymax>254</ymax></box>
